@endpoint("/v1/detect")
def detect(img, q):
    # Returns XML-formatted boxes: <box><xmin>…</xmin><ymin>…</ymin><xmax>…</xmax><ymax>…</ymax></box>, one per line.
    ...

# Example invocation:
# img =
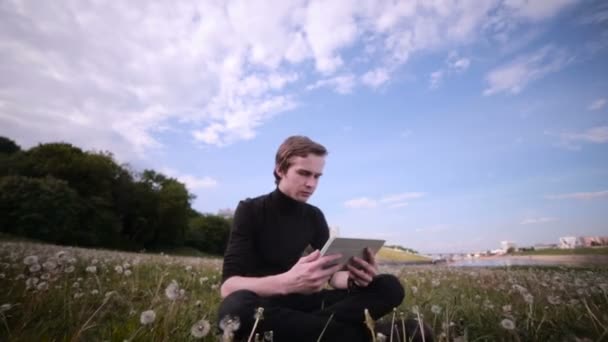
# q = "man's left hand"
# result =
<box><xmin>346</xmin><ymin>247</ymin><xmax>378</xmax><ymax>288</ymax></box>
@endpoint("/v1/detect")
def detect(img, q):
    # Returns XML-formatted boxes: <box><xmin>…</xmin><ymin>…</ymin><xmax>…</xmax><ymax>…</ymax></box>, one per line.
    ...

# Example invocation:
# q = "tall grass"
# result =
<box><xmin>1</xmin><ymin>240</ymin><xmax>606</xmax><ymax>341</ymax></box>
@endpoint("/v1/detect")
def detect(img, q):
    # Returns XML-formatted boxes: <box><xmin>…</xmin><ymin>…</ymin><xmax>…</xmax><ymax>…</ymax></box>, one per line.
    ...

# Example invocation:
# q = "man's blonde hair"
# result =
<box><xmin>274</xmin><ymin>136</ymin><xmax>327</xmax><ymax>185</ymax></box>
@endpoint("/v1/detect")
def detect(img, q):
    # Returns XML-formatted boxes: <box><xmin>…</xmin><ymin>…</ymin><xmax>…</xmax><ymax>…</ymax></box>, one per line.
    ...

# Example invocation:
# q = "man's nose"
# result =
<box><xmin>305</xmin><ymin>177</ymin><xmax>316</xmax><ymax>188</ymax></box>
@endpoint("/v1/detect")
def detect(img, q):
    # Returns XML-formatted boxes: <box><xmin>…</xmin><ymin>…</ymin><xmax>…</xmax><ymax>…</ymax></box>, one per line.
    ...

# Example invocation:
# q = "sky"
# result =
<box><xmin>1</xmin><ymin>0</ymin><xmax>607</xmax><ymax>254</ymax></box>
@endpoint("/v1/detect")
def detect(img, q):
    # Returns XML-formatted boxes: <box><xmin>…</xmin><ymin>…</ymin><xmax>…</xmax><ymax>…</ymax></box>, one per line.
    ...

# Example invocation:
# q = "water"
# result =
<box><xmin>446</xmin><ymin>255</ymin><xmax>607</xmax><ymax>267</ymax></box>
<box><xmin>447</xmin><ymin>257</ymin><xmax>562</xmax><ymax>267</ymax></box>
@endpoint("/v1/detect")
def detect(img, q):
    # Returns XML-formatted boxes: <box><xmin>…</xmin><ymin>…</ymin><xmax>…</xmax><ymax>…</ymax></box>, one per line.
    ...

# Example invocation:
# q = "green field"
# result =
<box><xmin>1</xmin><ymin>240</ymin><xmax>607</xmax><ymax>341</ymax></box>
<box><xmin>376</xmin><ymin>247</ymin><xmax>431</xmax><ymax>263</ymax></box>
<box><xmin>515</xmin><ymin>247</ymin><xmax>608</xmax><ymax>256</ymax></box>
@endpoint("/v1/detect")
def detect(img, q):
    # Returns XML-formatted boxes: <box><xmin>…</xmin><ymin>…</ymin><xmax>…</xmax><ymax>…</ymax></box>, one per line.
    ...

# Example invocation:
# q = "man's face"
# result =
<box><xmin>276</xmin><ymin>154</ymin><xmax>325</xmax><ymax>202</ymax></box>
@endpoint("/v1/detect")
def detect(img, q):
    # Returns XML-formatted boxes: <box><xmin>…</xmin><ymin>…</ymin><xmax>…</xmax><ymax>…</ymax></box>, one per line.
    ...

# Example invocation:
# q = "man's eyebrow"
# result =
<box><xmin>298</xmin><ymin>169</ymin><xmax>323</xmax><ymax>176</ymax></box>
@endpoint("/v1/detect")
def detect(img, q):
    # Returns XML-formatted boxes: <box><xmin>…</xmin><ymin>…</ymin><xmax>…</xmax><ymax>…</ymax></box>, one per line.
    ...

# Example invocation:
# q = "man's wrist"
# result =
<box><xmin>274</xmin><ymin>273</ymin><xmax>290</xmax><ymax>295</ymax></box>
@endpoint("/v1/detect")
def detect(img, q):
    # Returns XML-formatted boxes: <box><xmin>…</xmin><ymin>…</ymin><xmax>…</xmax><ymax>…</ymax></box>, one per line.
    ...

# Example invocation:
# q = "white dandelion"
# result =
<box><xmin>500</xmin><ymin>318</ymin><xmax>515</xmax><ymax>330</ymax></box>
<box><xmin>25</xmin><ymin>277</ymin><xmax>39</xmax><ymax>290</ymax></box>
<box><xmin>376</xmin><ymin>332</ymin><xmax>387</xmax><ymax>342</ymax></box>
<box><xmin>86</xmin><ymin>266</ymin><xmax>97</xmax><ymax>273</ymax></box>
<box><xmin>431</xmin><ymin>305</ymin><xmax>442</xmax><ymax>315</ymax></box>
<box><xmin>199</xmin><ymin>277</ymin><xmax>208</xmax><ymax>285</ymax></box>
<box><xmin>0</xmin><ymin>303</ymin><xmax>11</xmax><ymax>313</ymax></box>
<box><xmin>23</xmin><ymin>255</ymin><xmax>38</xmax><ymax>266</ymax></box>
<box><xmin>185</xmin><ymin>265</ymin><xmax>193</xmax><ymax>272</ymax></box>
<box><xmin>64</xmin><ymin>265</ymin><xmax>75</xmax><ymax>274</ymax></box>
<box><xmin>523</xmin><ymin>293</ymin><xmax>534</xmax><ymax>305</ymax></box>
<box><xmin>165</xmin><ymin>280</ymin><xmax>181</xmax><ymax>300</ymax></box>
<box><xmin>140</xmin><ymin>310</ymin><xmax>156</xmax><ymax>325</ymax></box>
<box><xmin>411</xmin><ymin>286</ymin><xmax>418</xmax><ymax>295</ymax></box>
<box><xmin>73</xmin><ymin>292</ymin><xmax>84</xmax><ymax>299</ymax></box>
<box><xmin>36</xmin><ymin>281</ymin><xmax>48</xmax><ymax>291</ymax></box>
<box><xmin>114</xmin><ymin>265</ymin><xmax>123</xmax><ymax>274</ymax></box>
<box><xmin>547</xmin><ymin>295</ymin><xmax>561</xmax><ymax>305</ymax></box>
<box><xmin>190</xmin><ymin>319</ymin><xmax>211</xmax><ymax>339</ymax></box>
<box><xmin>124</xmin><ymin>270</ymin><xmax>132</xmax><ymax>277</ymax></box>
<box><xmin>29</xmin><ymin>264</ymin><xmax>41</xmax><ymax>273</ymax></box>
<box><xmin>219</xmin><ymin>315</ymin><xmax>241</xmax><ymax>336</ymax></box>
<box><xmin>42</xmin><ymin>261</ymin><xmax>57</xmax><ymax>271</ymax></box>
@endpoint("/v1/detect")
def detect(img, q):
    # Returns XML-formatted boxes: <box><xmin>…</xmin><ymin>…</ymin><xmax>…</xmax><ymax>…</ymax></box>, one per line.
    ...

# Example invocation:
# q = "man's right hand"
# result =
<box><xmin>279</xmin><ymin>250</ymin><xmax>343</xmax><ymax>295</ymax></box>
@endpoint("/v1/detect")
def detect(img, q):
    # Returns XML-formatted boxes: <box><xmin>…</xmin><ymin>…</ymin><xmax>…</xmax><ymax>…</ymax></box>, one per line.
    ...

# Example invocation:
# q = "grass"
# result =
<box><xmin>376</xmin><ymin>247</ymin><xmax>431</xmax><ymax>263</ymax></box>
<box><xmin>514</xmin><ymin>247</ymin><xmax>608</xmax><ymax>256</ymax></box>
<box><xmin>1</xmin><ymin>239</ymin><xmax>607</xmax><ymax>341</ymax></box>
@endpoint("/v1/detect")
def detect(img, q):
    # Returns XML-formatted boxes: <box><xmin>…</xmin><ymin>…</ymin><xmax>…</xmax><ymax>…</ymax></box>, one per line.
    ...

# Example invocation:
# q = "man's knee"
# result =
<box><xmin>217</xmin><ymin>290</ymin><xmax>260</xmax><ymax>334</ymax></box>
<box><xmin>371</xmin><ymin>274</ymin><xmax>405</xmax><ymax>307</ymax></box>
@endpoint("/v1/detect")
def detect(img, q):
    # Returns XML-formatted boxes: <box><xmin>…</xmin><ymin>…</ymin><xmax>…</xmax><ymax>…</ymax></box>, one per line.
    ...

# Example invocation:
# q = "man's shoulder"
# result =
<box><xmin>237</xmin><ymin>191</ymin><xmax>272</xmax><ymax>211</ymax></box>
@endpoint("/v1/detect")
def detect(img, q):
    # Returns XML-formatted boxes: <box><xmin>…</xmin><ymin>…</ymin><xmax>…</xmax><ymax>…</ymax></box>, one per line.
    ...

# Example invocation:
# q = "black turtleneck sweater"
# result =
<box><xmin>221</xmin><ymin>188</ymin><xmax>330</xmax><ymax>284</ymax></box>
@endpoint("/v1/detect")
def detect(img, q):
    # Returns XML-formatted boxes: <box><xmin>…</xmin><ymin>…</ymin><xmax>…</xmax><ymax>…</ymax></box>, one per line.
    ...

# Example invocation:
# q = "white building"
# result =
<box><xmin>500</xmin><ymin>241</ymin><xmax>517</xmax><ymax>253</ymax></box>
<box><xmin>559</xmin><ymin>236</ymin><xmax>581</xmax><ymax>249</ymax></box>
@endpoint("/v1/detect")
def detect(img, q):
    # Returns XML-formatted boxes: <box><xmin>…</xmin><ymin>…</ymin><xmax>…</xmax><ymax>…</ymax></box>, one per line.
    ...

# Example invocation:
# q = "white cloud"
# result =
<box><xmin>161</xmin><ymin>167</ymin><xmax>218</xmax><ymax>190</ymax></box>
<box><xmin>429</xmin><ymin>70</ymin><xmax>444</xmax><ymax>89</ymax></box>
<box><xmin>344</xmin><ymin>197</ymin><xmax>377</xmax><ymax>209</ymax></box>
<box><xmin>344</xmin><ymin>192</ymin><xmax>425</xmax><ymax>209</ymax></box>
<box><xmin>307</xmin><ymin>74</ymin><xmax>356</xmax><ymax>94</ymax></box>
<box><xmin>388</xmin><ymin>202</ymin><xmax>409</xmax><ymax>209</ymax></box>
<box><xmin>429</xmin><ymin>52</ymin><xmax>471</xmax><ymax>89</ymax></box>
<box><xmin>0</xmin><ymin>0</ymin><xmax>582</xmax><ymax>159</ymax></box>
<box><xmin>588</xmin><ymin>98</ymin><xmax>607</xmax><ymax>111</ymax></box>
<box><xmin>520</xmin><ymin>217</ymin><xmax>557</xmax><ymax>225</ymax></box>
<box><xmin>361</xmin><ymin>68</ymin><xmax>389</xmax><ymax>88</ymax></box>
<box><xmin>503</xmin><ymin>0</ymin><xmax>579</xmax><ymax>21</ymax></box>
<box><xmin>556</xmin><ymin>126</ymin><xmax>608</xmax><ymax>149</ymax></box>
<box><xmin>380</xmin><ymin>192</ymin><xmax>426</xmax><ymax>203</ymax></box>
<box><xmin>546</xmin><ymin>190</ymin><xmax>608</xmax><ymax>200</ymax></box>
<box><xmin>484</xmin><ymin>45</ymin><xmax>573</xmax><ymax>95</ymax></box>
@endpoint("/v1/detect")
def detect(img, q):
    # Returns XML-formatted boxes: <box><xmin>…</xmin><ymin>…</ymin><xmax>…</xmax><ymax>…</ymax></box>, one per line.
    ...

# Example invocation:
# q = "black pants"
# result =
<box><xmin>217</xmin><ymin>274</ymin><xmax>405</xmax><ymax>342</ymax></box>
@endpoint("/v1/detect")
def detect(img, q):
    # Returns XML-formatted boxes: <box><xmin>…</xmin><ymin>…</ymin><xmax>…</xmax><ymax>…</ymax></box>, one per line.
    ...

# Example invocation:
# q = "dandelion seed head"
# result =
<box><xmin>114</xmin><ymin>265</ymin><xmax>123</xmax><ymax>274</ymax></box>
<box><xmin>23</xmin><ymin>255</ymin><xmax>38</xmax><ymax>265</ymax></box>
<box><xmin>0</xmin><ymin>304</ymin><xmax>12</xmax><ymax>313</ymax></box>
<box><xmin>42</xmin><ymin>261</ymin><xmax>57</xmax><ymax>271</ymax></box>
<box><xmin>219</xmin><ymin>315</ymin><xmax>241</xmax><ymax>333</ymax></box>
<box><xmin>254</xmin><ymin>307</ymin><xmax>264</xmax><ymax>321</ymax></box>
<box><xmin>165</xmin><ymin>280</ymin><xmax>181</xmax><ymax>300</ymax></box>
<box><xmin>29</xmin><ymin>264</ymin><xmax>41</xmax><ymax>273</ymax></box>
<box><xmin>140</xmin><ymin>310</ymin><xmax>156</xmax><ymax>325</ymax></box>
<box><xmin>376</xmin><ymin>332</ymin><xmax>387</xmax><ymax>342</ymax></box>
<box><xmin>431</xmin><ymin>305</ymin><xmax>442</xmax><ymax>314</ymax></box>
<box><xmin>86</xmin><ymin>266</ymin><xmax>97</xmax><ymax>273</ymax></box>
<box><xmin>36</xmin><ymin>281</ymin><xmax>48</xmax><ymax>291</ymax></box>
<box><xmin>500</xmin><ymin>318</ymin><xmax>515</xmax><ymax>330</ymax></box>
<box><xmin>124</xmin><ymin>270</ymin><xmax>132</xmax><ymax>277</ymax></box>
<box><xmin>64</xmin><ymin>265</ymin><xmax>75</xmax><ymax>274</ymax></box>
<box><xmin>190</xmin><ymin>319</ymin><xmax>211</xmax><ymax>338</ymax></box>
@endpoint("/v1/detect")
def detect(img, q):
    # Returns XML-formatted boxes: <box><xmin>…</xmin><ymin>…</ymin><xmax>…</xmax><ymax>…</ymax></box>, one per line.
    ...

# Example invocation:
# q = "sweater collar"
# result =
<box><xmin>271</xmin><ymin>187</ymin><xmax>304</xmax><ymax>212</ymax></box>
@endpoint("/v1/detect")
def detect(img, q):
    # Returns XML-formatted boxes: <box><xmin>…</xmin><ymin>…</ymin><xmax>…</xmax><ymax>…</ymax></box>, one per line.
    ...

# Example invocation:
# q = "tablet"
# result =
<box><xmin>319</xmin><ymin>236</ymin><xmax>385</xmax><ymax>268</ymax></box>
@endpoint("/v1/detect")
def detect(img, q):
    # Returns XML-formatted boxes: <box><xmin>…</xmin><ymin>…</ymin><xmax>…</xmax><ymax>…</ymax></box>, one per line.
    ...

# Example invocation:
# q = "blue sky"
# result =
<box><xmin>1</xmin><ymin>0</ymin><xmax>607</xmax><ymax>253</ymax></box>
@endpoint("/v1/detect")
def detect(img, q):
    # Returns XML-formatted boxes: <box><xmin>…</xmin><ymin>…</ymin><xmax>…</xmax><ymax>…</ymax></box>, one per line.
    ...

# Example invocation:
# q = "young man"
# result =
<box><xmin>217</xmin><ymin>136</ymin><xmax>429</xmax><ymax>341</ymax></box>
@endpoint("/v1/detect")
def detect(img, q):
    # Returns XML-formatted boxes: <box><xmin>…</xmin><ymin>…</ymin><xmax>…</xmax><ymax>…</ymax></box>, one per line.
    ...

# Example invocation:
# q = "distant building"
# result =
<box><xmin>580</xmin><ymin>236</ymin><xmax>608</xmax><ymax>247</ymax></box>
<box><xmin>217</xmin><ymin>208</ymin><xmax>234</xmax><ymax>219</ymax></box>
<box><xmin>500</xmin><ymin>241</ymin><xmax>516</xmax><ymax>253</ymax></box>
<box><xmin>559</xmin><ymin>236</ymin><xmax>581</xmax><ymax>249</ymax></box>
<box><xmin>534</xmin><ymin>243</ymin><xmax>558</xmax><ymax>250</ymax></box>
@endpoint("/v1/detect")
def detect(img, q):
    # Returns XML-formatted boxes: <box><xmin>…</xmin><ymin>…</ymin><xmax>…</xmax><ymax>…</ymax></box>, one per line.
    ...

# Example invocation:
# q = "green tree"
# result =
<box><xmin>0</xmin><ymin>136</ymin><xmax>21</xmax><ymax>155</ymax></box>
<box><xmin>0</xmin><ymin>175</ymin><xmax>83</xmax><ymax>243</ymax></box>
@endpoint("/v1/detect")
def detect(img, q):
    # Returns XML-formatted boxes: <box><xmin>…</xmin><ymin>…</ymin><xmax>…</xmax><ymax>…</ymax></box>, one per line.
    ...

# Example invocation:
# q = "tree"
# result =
<box><xmin>186</xmin><ymin>214</ymin><xmax>231</xmax><ymax>255</ymax></box>
<box><xmin>0</xmin><ymin>175</ymin><xmax>82</xmax><ymax>243</ymax></box>
<box><xmin>0</xmin><ymin>136</ymin><xmax>20</xmax><ymax>155</ymax></box>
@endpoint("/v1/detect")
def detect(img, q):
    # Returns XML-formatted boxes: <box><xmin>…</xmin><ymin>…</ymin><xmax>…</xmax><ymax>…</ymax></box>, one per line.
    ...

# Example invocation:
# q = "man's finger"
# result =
<box><xmin>347</xmin><ymin>264</ymin><xmax>373</xmax><ymax>283</ymax></box>
<box><xmin>351</xmin><ymin>257</ymin><xmax>377</xmax><ymax>277</ymax></box>
<box><xmin>365</xmin><ymin>248</ymin><xmax>376</xmax><ymax>265</ymax></box>
<box><xmin>312</xmin><ymin>253</ymin><xmax>342</xmax><ymax>269</ymax></box>
<box><xmin>299</xmin><ymin>250</ymin><xmax>320</xmax><ymax>263</ymax></box>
